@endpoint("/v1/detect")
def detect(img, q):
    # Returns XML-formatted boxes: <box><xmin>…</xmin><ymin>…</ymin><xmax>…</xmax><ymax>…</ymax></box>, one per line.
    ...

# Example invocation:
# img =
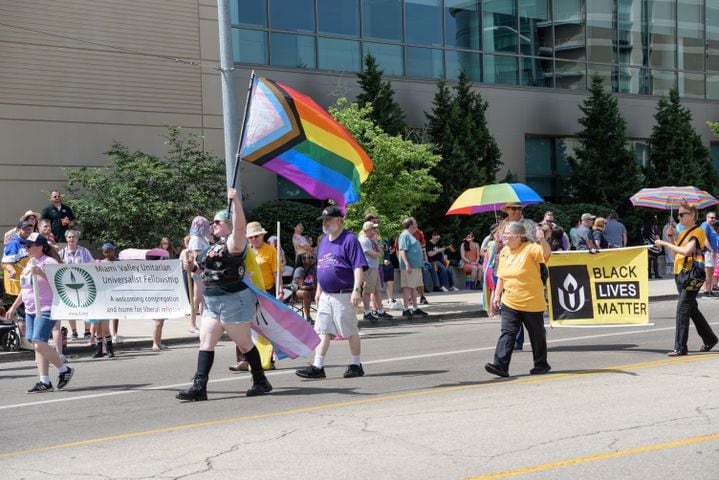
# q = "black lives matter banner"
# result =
<box><xmin>546</xmin><ymin>247</ymin><xmax>649</xmax><ymax>326</ymax></box>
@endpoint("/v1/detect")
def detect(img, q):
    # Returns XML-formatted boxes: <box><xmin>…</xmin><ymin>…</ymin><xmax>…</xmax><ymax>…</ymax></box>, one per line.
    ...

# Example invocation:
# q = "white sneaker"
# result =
<box><xmin>112</xmin><ymin>335</ymin><xmax>124</xmax><ymax>344</ymax></box>
<box><xmin>450</xmin><ymin>286</ymin><xmax>460</xmax><ymax>292</ymax></box>
<box><xmin>440</xmin><ymin>286</ymin><xmax>449</xmax><ymax>292</ymax></box>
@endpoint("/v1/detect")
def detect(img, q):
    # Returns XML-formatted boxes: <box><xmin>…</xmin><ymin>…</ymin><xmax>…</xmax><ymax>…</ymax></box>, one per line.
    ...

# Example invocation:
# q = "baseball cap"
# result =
<box><xmin>16</xmin><ymin>220</ymin><xmax>32</xmax><ymax>229</ymax></box>
<box><xmin>213</xmin><ymin>210</ymin><xmax>232</xmax><ymax>225</ymax></box>
<box><xmin>362</xmin><ymin>221</ymin><xmax>378</xmax><ymax>231</ymax></box>
<box><xmin>20</xmin><ymin>232</ymin><xmax>49</xmax><ymax>247</ymax></box>
<box><xmin>581</xmin><ymin>213</ymin><xmax>596</xmax><ymax>221</ymax></box>
<box><xmin>317</xmin><ymin>206</ymin><xmax>344</xmax><ymax>220</ymax></box>
<box><xmin>102</xmin><ymin>242</ymin><xmax>116</xmax><ymax>250</ymax></box>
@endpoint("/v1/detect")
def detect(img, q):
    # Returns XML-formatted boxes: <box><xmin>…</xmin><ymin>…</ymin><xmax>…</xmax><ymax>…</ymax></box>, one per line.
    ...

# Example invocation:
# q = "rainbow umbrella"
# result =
<box><xmin>630</xmin><ymin>186</ymin><xmax>719</xmax><ymax>210</ymax></box>
<box><xmin>446</xmin><ymin>183</ymin><xmax>544</xmax><ymax>215</ymax></box>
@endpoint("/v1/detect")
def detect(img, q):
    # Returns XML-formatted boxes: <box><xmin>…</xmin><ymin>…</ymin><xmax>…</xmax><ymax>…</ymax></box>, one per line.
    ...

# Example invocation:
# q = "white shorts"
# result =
<box><xmin>705</xmin><ymin>251</ymin><xmax>716</xmax><ymax>268</ymax></box>
<box><xmin>315</xmin><ymin>292</ymin><xmax>359</xmax><ymax>337</ymax></box>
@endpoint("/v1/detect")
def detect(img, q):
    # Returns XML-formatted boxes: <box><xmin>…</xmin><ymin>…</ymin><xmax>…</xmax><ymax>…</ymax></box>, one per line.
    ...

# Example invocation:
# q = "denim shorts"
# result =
<box><xmin>203</xmin><ymin>287</ymin><xmax>256</xmax><ymax>324</ymax></box>
<box><xmin>25</xmin><ymin>310</ymin><xmax>57</xmax><ymax>343</ymax></box>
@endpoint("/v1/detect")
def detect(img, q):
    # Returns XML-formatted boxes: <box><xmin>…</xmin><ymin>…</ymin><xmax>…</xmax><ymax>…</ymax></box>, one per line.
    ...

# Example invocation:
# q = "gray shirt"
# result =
<box><xmin>604</xmin><ymin>219</ymin><xmax>626</xmax><ymax>247</ymax></box>
<box><xmin>359</xmin><ymin>233</ymin><xmax>380</xmax><ymax>269</ymax></box>
<box><xmin>576</xmin><ymin>224</ymin><xmax>593</xmax><ymax>250</ymax></box>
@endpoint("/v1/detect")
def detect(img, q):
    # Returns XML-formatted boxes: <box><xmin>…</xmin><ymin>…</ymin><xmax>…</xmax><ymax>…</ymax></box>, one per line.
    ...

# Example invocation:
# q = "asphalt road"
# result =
<box><xmin>1</xmin><ymin>298</ymin><xmax>718</xmax><ymax>480</ymax></box>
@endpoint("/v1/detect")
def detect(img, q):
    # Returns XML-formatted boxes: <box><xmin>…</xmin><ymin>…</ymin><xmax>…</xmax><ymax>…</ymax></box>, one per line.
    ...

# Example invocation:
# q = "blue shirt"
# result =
<box><xmin>700</xmin><ymin>221</ymin><xmax>718</xmax><ymax>251</ymax></box>
<box><xmin>398</xmin><ymin>230</ymin><xmax>424</xmax><ymax>268</ymax></box>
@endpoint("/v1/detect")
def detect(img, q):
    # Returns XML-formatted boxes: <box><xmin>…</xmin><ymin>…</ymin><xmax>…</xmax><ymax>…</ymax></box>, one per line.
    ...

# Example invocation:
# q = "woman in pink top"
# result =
<box><xmin>6</xmin><ymin>233</ymin><xmax>74</xmax><ymax>393</ymax></box>
<box><xmin>292</xmin><ymin>222</ymin><xmax>311</xmax><ymax>263</ymax></box>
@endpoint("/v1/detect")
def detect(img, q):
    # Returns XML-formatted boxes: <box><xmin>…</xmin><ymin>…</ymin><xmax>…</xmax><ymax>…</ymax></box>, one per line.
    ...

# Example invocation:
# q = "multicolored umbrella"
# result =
<box><xmin>446</xmin><ymin>183</ymin><xmax>544</xmax><ymax>215</ymax></box>
<box><xmin>629</xmin><ymin>186</ymin><xmax>719</xmax><ymax>210</ymax></box>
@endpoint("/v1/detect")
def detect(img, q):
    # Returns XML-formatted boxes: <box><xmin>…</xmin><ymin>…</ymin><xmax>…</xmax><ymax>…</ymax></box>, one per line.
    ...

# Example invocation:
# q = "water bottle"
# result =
<box><xmin>465</xmin><ymin>274</ymin><xmax>472</xmax><ymax>290</ymax></box>
<box><xmin>60</xmin><ymin>326</ymin><xmax>68</xmax><ymax>354</ymax></box>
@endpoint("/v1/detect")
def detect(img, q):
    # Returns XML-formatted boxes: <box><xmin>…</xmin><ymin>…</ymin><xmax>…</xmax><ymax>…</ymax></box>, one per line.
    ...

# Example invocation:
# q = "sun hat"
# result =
<box><xmin>246</xmin><ymin>221</ymin><xmax>268</xmax><ymax>237</ymax></box>
<box><xmin>20</xmin><ymin>210</ymin><xmax>41</xmax><ymax>222</ymax></box>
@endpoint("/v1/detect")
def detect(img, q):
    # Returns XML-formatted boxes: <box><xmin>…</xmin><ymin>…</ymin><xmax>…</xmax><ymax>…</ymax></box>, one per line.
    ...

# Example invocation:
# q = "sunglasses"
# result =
<box><xmin>248</xmin><ymin>234</ymin><xmax>262</xmax><ymax>239</ymax></box>
<box><xmin>212</xmin><ymin>220</ymin><xmax>223</xmax><ymax>225</ymax></box>
<box><xmin>678</xmin><ymin>212</ymin><xmax>692</xmax><ymax>217</ymax></box>
<box><xmin>508</xmin><ymin>207</ymin><xmax>523</xmax><ymax>211</ymax></box>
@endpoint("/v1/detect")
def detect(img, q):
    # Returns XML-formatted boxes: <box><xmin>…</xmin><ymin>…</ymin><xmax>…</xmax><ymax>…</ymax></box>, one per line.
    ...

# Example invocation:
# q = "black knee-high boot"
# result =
<box><xmin>243</xmin><ymin>346</ymin><xmax>272</xmax><ymax>397</ymax></box>
<box><xmin>176</xmin><ymin>350</ymin><xmax>214</xmax><ymax>401</ymax></box>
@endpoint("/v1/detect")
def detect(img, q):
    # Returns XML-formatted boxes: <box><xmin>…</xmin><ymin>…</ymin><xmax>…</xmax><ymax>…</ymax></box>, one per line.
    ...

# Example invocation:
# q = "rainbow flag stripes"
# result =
<box><xmin>239</xmin><ymin>75</ymin><xmax>372</xmax><ymax>210</ymax></box>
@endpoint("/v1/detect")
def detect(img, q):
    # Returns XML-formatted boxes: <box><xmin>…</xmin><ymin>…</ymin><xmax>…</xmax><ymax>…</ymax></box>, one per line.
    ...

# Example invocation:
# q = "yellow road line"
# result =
<box><xmin>1</xmin><ymin>354</ymin><xmax>716</xmax><ymax>459</ymax></box>
<box><xmin>467</xmin><ymin>432</ymin><xmax>719</xmax><ymax>480</ymax></box>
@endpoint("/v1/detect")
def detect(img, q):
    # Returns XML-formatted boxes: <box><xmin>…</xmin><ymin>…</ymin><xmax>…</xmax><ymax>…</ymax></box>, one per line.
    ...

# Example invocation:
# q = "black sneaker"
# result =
<box><xmin>83</xmin><ymin>331</ymin><xmax>92</xmax><ymax>339</ymax></box>
<box><xmin>27</xmin><ymin>381</ymin><xmax>53</xmax><ymax>393</ymax></box>
<box><xmin>484</xmin><ymin>363</ymin><xmax>510</xmax><ymax>378</ymax></box>
<box><xmin>376</xmin><ymin>311</ymin><xmax>393</xmax><ymax>318</ymax></box>
<box><xmin>401</xmin><ymin>309</ymin><xmax>414</xmax><ymax>317</ymax></box>
<box><xmin>71</xmin><ymin>332</ymin><xmax>79</xmax><ymax>340</ymax></box>
<box><xmin>295</xmin><ymin>365</ymin><xmax>326</xmax><ymax>379</ymax></box>
<box><xmin>419</xmin><ymin>296</ymin><xmax>429</xmax><ymax>305</ymax></box>
<box><xmin>412</xmin><ymin>308</ymin><xmax>429</xmax><ymax>317</ymax></box>
<box><xmin>57</xmin><ymin>367</ymin><xmax>74</xmax><ymax>390</ymax></box>
<box><xmin>363</xmin><ymin>312</ymin><xmax>379</xmax><ymax>324</ymax></box>
<box><xmin>343</xmin><ymin>363</ymin><xmax>364</xmax><ymax>378</ymax></box>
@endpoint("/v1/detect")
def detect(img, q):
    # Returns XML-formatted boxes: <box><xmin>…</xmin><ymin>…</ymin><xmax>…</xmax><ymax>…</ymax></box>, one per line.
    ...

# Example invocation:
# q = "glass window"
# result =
<box><xmin>233</xmin><ymin>0</ymin><xmax>266</xmax><ymax>27</ymax></box>
<box><xmin>519</xmin><ymin>0</ymin><xmax>551</xmax><ymax>56</ymax></box>
<box><xmin>271</xmin><ymin>33</ymin><xmax>316</xmax><ymax>69</ymax></box>
<box><xmin>708</xmin><ymin>75</ymin><xmax>719</xmax><ymax>100</ymax></box>
<box><xmin>708</xmin><ymin>4</ymin><xmax>719</xmax><ymax>72</ymax></box>
<box><xmin>648</xmin><ymin>0</ymin><xmax>675</xmax><ymax>69</ymax></box>
<box><xmin>616</xmin><ymin>65</ymin><xmax>650</xmax><ymax>94</ymax></box>
<box><xmin>556</xmin><ymin>137</ymin><xmax>580</xmax><ymax>176</ymax></box>
<box><xmin>553</xmin><ymin>0</ymin><xmax>586</xmax><ymax>60</ymax></box>
<box><xmin>362</xmin><ymin>0</ymin><xmax>402</xmax><ymax>41</ymax></box>
<box><xmin>678</xmin><ymin>0</ymin><xmax>704</xmax><ymax>72</ymax></box>
<box><xmin>364</xmin><ymin>42</ymin><xmax>404</xmax><ymax>76</ymax></box>
<box><xmin>554</xmin><ymin>59</ymin><xmax>586</xmax><ymax>90</ymax></box>
<box><xmin>650</xmin><ymin>69</ymin><xmax>676</xmax><ymax>96</ymax></box>
<box><xmin>406</xmin><ymin>47</ymin><xmax>444</xmax><ymax>79</ymax></box>
<box><xmin>525</xmin><ymin>137</ymin><xmax>553</xmax><ymax>176</ymax></box>
<box><xmin>446</xmin><ymin>50</ymin><xmax>481</xmax><ymax>81</ymax></box>
<box><xmin>586</xmin><ymin>0</ymin><xmax>615</xmax><ymax>63</ymax></box>
<box><xmin>554</xmin><ymin>0</ymin><xmax>584</xmax><ymax>22</ymax></box>
<box><xmin>318</xmin><ymin>0</ymin><xmax>360</xmax><ymax>37</ymax></box>
<box><xmin>406</xmin><ymin>0</ymin><xmax>442</xmax><ymax>46</ymax></box>
<box><xmin>587</xmin><ymin>63</ymin><xmax>615</xmax><ymax>91</ymax></box>
<box><xmin>632</xmin><ymin>140</ymin><xmax>650</xmax><ymax>168</ymax></box>
<box><xmin>318</xmin><ymin>38</ymin><xmax>361</xmax><ymax>72</ymax></box>
<box><xmin>483</xmin><ymin>54</ymin><xmax>518</xmax><ymax>84</ymax></box>
<box><xmin>520</xmin><ymin>56</ymin><xmax>553</xmax><ymax>87</ymax></box>
<box><xmin>617</xmin><ymin>0</ymin><xmax>647</xmax><ymax>67</ymax></box>
<box><xmin>678</xmin><ymin>72</ymin><xmax>705</xmax><ymax>99</ymax></box>
<box><xmin>711</xmin><ymin>143</ymin><xmax>719</xmax><ymax>172</ymax></box>
<box><xmin>270</xmin><ymin>0</ymin><xmax>314</xmax><ymax>32</ymax></box>
<box><xmin>445</xmin><ymin>0</ymin><xmax>481</xmax><ymax>50</ymax></box>
<box><xmin>232</xmin><ymin>28</ymin><xmax>268</xmax><ymax>64</ymax></box>
<box><xmin>483</xmin><ymin>0</ymin><xmax>518</xmax><ymax>53</ymax></box>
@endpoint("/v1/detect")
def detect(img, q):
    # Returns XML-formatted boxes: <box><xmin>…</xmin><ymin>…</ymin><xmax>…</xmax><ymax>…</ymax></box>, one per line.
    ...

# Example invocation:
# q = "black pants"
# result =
<box><xmin>493</xmin><ymin>305</ymin><xmax>549</xmax><ymax>372</ymax></box>
<box><xmin>674</xmin><ymin>277</ymin><xmax>718</xmax><ymax>353</ymax></box>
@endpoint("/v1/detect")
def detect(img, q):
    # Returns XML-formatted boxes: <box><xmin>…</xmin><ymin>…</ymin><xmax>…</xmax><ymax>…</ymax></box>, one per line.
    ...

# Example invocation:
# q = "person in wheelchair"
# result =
<box><xmin>290</xmin><ymin>252</ymin><xmax>317</xmax><ymax>323</ymax></box>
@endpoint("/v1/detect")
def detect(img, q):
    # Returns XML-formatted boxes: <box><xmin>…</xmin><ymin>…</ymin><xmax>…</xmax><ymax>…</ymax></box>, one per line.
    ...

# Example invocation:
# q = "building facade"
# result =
<box><xmin>2</xmin><ymin>0</ymin><xmax>719</xmax><ymax>233</ymax></box>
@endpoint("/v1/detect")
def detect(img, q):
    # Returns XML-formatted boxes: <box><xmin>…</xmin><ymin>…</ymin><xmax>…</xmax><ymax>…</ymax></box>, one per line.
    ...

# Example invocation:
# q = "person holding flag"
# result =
<box><xmin>177</xmin><ymin>188</ymin><xmax>273</xmax><ymax>401</ymax></box>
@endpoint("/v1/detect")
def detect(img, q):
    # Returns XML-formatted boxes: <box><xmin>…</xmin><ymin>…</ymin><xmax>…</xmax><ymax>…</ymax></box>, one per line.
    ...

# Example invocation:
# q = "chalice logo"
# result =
<box><xmin>54</xmin><ymin>267</ymin><xmax>97</xmax><ymax>308</ymax></box>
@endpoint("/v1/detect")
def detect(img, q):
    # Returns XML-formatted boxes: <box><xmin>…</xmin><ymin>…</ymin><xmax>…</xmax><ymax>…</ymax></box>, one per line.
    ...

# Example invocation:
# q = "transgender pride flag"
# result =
<box><xmin>245</xmin><ymin>282</ymin><xmax>319</xmax><ymax>359</ymax></box>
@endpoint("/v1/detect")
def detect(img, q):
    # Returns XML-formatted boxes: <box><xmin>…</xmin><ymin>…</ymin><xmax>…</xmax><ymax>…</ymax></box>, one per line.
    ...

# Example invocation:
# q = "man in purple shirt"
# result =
<box><xmin>296</xmin><ymin>206</ymin><xmax>368</xmax><ymax>380</ymax></box>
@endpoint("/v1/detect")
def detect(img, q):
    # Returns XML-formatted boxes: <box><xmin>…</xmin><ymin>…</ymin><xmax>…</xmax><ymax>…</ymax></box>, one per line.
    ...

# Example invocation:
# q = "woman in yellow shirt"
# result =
<box><xmin>654</xmin><ymin>204</ymin><xmax>718</xmax><ymax>356</ymax></box>
<box><xmin>485</xmin><ymin>221</ymin><xmax>551</xmax><ymax>377</ymax></box>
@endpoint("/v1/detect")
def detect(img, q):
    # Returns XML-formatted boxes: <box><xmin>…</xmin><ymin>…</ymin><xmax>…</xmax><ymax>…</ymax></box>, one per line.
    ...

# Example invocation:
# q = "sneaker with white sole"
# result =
<box><xmin>57</xmin><ymin>367</ymin><xmax>74</xmax><ymax>390</ymax></box>
<box><xmin>27</xmin><ymin>381</ymin><xmax>53</xmax><ymax>393</ymax></box>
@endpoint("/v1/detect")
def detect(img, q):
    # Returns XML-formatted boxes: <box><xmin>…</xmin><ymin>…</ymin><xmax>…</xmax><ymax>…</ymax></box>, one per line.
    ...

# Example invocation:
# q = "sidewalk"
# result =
<box><xmin>0</xmin><ymin>277</ymin><xmax>681</xmax><ymax>363</ymax></box>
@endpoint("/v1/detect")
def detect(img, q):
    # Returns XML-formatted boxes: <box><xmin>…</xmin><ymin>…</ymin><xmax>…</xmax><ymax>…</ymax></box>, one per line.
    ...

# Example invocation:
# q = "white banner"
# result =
<box><xmin>45</xmin><ymin>260</ymin><xmax>190</xmax><ymax>319</ymax></box>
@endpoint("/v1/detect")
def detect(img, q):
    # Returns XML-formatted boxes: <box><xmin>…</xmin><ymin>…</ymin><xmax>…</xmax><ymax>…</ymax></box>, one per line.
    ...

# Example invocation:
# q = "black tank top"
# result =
<box><xmin>196</xmin><ymin>239</ymin><xmax>247</xmax><ymax>296</ymax></box>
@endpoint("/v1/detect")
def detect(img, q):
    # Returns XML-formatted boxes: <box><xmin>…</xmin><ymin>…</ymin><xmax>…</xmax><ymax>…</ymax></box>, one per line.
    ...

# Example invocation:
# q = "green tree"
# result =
<box><xmin>64</xmin><ymin>126</ymin><xmax>226</xmax><ymax>248</ymax></box>
<box><xmin>567</xmin><ymin>74</ymin><xmax>642</xmax><ymax>215</ymax></box>
<box><xmin>421</xmin><ymin>72</ymin><xmax>502</xmax><ymax>236</ymax></box>
<box><xmin>646</xmin><ymin>87</ymin><xmax>717</xmax><ymax>192</ymax></box>
<box><xmin>330</xmin><ymin>98</ymin><xmax>440</xmax><ymax>239</ymax></box>
<box><xmin>356</xmin><ymin>54</ymin><xmax>406</xmax><ymax>136</ymax></box>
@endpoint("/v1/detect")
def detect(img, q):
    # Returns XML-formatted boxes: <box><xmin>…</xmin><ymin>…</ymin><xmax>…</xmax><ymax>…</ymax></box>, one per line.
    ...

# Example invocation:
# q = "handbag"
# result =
<box><xmin>676</xmin><ymin>226</ymin><xmax>705</xmax><ymax>291</ymax></box>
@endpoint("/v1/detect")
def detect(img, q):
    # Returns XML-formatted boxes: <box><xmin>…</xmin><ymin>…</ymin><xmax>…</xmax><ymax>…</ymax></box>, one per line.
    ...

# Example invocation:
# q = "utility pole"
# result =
<box><xmin>217</xmin><ymin>0</ymin><xmax>239</xmax><ymax>189</ymax></box>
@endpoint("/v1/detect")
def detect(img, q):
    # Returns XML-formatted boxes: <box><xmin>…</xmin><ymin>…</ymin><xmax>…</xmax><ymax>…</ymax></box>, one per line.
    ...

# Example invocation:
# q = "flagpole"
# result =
<box><xmin>227</xmin><ymin>70</ymin><xmax>257</xmax><ymax>214</ymax></box>
<box><xmin>276</xmin><ymin>221</ymin><xmax>281</xmax><ymax>298</ymax></box>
